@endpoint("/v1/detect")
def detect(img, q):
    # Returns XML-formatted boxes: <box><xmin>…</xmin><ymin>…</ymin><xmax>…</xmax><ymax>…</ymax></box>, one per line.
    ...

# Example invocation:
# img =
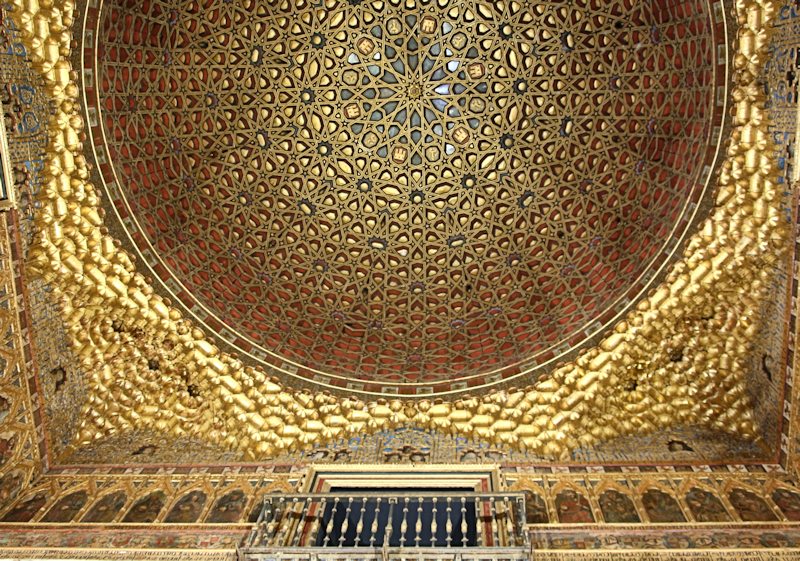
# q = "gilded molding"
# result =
<box><xmin>3</xmin><ymin>468</ymin><xmax>800</xmax><ymax>525</ymax></box>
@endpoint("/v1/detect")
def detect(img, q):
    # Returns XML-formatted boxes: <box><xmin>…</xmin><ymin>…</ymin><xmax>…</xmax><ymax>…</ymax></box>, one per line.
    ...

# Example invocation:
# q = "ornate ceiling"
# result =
<box><xmin>0</xmin><ymin>0</ymin><xmax>781</xmax><ymax>465</ymax></box>
<box><xmin>91</xmin><ymin>0</ymin><xmax>724</xmax><ymax>393</ymax></box>
<box><xmin>2</xmin><ymin>0</ymin><xmax>800</xmax><ymax>555</ymax></box>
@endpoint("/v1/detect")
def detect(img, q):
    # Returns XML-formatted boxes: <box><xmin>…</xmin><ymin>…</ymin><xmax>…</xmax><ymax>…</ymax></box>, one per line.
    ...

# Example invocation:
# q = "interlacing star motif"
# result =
<box><xmin>96</xmin><ymin>0</ymin><xmax>720</xmax><ymax>390</ymax></box>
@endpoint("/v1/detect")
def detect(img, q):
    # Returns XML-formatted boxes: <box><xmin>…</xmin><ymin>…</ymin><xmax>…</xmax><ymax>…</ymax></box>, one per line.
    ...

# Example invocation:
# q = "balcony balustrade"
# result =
<box><xmin>240</xmin><ymin>491</ymin><xmax>530</xmax><ymax>561</ymax></box>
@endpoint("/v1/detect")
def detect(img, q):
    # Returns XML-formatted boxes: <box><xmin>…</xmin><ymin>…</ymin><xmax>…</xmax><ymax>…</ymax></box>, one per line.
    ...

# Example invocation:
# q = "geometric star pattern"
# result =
<box><xmin>93</xmin><ymin>0</ymin><xmax>723</xmax><ymax>392</ymax></box>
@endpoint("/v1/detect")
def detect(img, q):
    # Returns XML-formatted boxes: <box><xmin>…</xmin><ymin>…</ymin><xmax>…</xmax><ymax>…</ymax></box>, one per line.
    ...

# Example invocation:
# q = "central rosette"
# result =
<box><xmin>336</xmin><ymin>14</ymin><xmax>485</xmax><ymax>169</ymax></box>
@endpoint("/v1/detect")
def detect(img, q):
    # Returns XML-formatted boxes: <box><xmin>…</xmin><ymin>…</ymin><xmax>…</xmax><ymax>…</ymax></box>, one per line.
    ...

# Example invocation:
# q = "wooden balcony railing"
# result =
<box><xmin>241</xmin><ymin>491</ymin><xmax>529</xmax><ymax>560</ymax></box>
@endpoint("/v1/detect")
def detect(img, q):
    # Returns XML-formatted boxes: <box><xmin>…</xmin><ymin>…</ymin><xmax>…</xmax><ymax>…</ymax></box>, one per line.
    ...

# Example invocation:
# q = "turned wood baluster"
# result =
<box><xmin>517</xmin><ymin>496</ymin><xmax>528</xmax><ymax>547</ymax></box>
<box><xmin>277</xmin><ymin>497</ymin><xmax>293</xmax><ymax>546</ymax></box>
<box><xmin>489</xmin><ymin>496</ymin><xmax>499</xmax><ymax>546</ymax></box>
<box><xmin>322</xmin><ymin>497</ymin><xmax>339</xmax><ymax>547</ymax></box>
<box><xmin>353</xmin><ymin>497</ymin><xmax>367</xmax><ymax>547</ymax></box>
<box><xmin>270</xmin><ymin>497</ymin><xmax>286</xmax><ymax>546</ymax></box>
<box><xmin>430</xmin><ymin>497</ymin><xmax>438</xmax><ymax>547</ymax></box>
<box><xmin>263</xmin><ymin>499</ymin><xmax>276</xmax><ymax>546</ymax></box>
<box><xmin>260</xmin><ymin>502</ymin><xmax>272</xmax><ymax>546</ymax></box>
<box><xmin>289</xmin><ymin>497</ymin><xmax>306</xmax><ymax>547</ymax></box>
<box><xmin>370</xmin><ymin>498</ymin><xmax>382</xmax><ymax>548</ymax></box>
<box><xmin>283</xmin><ymin>497</ymin><xmax>296</xmax><ymax>547</ymax></box>
<box><xmin>338</xmin><ymin>496</ymin><xmax>354</xmax><ymax>547</ymax></box>
<box><xmin>460</xmin><ymin>496</ymin><xmax>468</xmax><ymax>547</ymax></box>
<box><xmin>309</xmin><ymin>498</ymin><xmax>325</xmax><ymax>547</ymax></box>
<box><xmin>445</xmin><ymin>497</ymin><xmax>453</xmax><ymax>547</ymax></box>
<box><xmin>414</xmin><ymin>497</ymin><xmax>423</xmax><ymax>547</ymax></box>
<box><xmin>503</xmin><ymin>496</ymin><xmax>515</xmax><ymax>547</ymax></box>
<box><xmin>384</xmin><ymin>499</ymin><xmax>395</xmax><ymax>547</ymax></box>
<box><xmin>399</xmin><ymin>496</ymin><xmax>410</xmax><ymax>548</ymax></box>
<box><xmin>475</xmin><ymin>497</ymin><xmax>483</xmax><ymax>546</ymax></box>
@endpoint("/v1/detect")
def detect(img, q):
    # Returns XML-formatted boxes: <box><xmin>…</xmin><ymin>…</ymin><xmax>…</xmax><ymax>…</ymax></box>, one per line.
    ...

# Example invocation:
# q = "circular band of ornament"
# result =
<box><xmin>86</xmin><ymin>0</ymin><xmax>728</xmax><ymax>395</ymax></box>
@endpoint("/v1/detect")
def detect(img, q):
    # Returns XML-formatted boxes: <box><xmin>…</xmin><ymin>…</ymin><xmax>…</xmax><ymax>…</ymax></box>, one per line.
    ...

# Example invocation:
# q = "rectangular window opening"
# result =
<box><xmin>315</xmin><ymin>487</ymin><xmax>479</xmax><ymax>548</ymax></box>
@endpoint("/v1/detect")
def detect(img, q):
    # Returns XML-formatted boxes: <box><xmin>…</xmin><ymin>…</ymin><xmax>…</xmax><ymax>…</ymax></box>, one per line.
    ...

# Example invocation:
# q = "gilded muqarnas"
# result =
<box><xmin>9</xmin><ymin>0</ymin><xmax>791</xmax><ymax>460</ymax></box>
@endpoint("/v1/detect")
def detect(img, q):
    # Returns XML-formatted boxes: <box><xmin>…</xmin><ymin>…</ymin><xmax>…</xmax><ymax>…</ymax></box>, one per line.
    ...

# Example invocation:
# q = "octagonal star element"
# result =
<box><xmin>391</xmin><ymin>146</ymin><xmax>408</xmax><ymax>163</ymax></box>
<box><xmin>452</xmin><ymin>126</ymin><xmax>470</xmax><ymax>144</ymax></box>
<box><xmin>420</xmin><ymin>15</ymin><xmax>437</xmax><ymax>34</ymax></box>
<box><xmin>344</xmin><ymin>103</ymin><xmax>361</xmax><ymax>119</ymax></box>
<box><xmin>467</xmin><ymin>62</ymin><xmax>485</xmax><ymax>79</ymax></box>
<box><xmin>357</xmin><ymin>37</ymin><xmax>375</xmax><ymax>56</ymax></box>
